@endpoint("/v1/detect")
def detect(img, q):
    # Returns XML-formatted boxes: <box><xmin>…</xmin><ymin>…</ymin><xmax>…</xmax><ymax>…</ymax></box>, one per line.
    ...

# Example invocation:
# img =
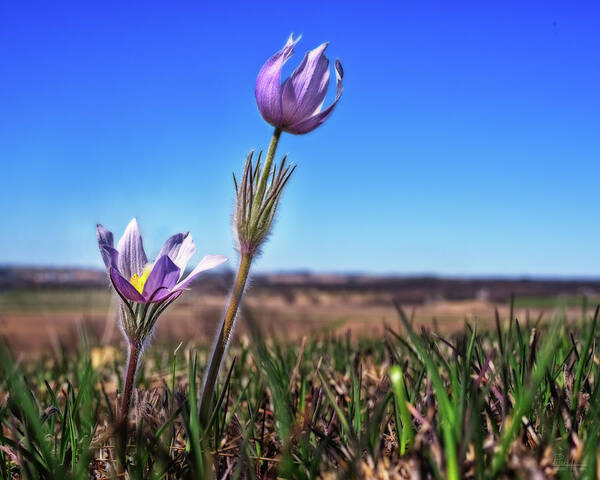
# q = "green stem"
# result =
<box><xmin>199</xmin><ymin>253</ymin><xmax>253</xmax><ymax>425</ymax></box>
<box><xmin>199</xmin><ymin>128</ymin><xmax>282</xmax><ymax>426</ymax></box>
<box><xmin>252</xmin><ymin>127</ymin><xmax>281</xmax><ymax>213</ymax></box>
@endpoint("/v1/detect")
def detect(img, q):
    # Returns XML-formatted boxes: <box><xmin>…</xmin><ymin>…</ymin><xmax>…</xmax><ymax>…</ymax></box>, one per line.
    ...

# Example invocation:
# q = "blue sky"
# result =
<box><xmin>1</xmin><ymin>1</ymin><xmax>599</xmax><ymax>276</ymax></box>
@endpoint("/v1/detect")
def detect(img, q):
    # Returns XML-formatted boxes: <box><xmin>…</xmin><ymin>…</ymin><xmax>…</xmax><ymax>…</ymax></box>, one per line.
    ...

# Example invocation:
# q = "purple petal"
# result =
<box><xmin>169</xmin><ymin>290</ymin><xmax>183</xmax><ymax>302</ymax></box>
<box><xmin>142</xmin><ymin>255</ymin><xmax>181</xmax><ymax>302</ymax></box>
<box><xmin>281</xmin><ymin>43</ymin><xmax>330</xmax><ymax>126</ymax></box>
<box><xmin>109</xmin><ymin>268</ymin><xmax>146</xmax><ymax>303</ymax></box>
<box><xmin>97</xmin><ymin>224</ymin><xmax>118</xmax><ymax>270</ymax></box>
<box><xmin>157</xmin><ymin>289</ymin><xmax>183</xmax><ymax>305</ymax></box>
<box><xmin>97</xmin><ymin>224</ymin><xmax>114</xmax><ymax>247</ymax></box>
<box><xmin>286</xmin><ymin>59</ymin><xmax>344</xmax><ymax>134</ymax></box>
<box><xmin>175</xmin><ymin>254</ymin><xmax>227</xmax><ymax>290</ymax></box>
<box><xmin>99</xmin><ymin>245</ymin><xmax>119</xmax><ymax>270</ymax></box>
<box><xmin>156</xmin><ymin>232</ymin><xmax>196</xmax><ymax>279</ymax></box>
<box><xmin>116</xmin><ymin>218</ymin><xmax>148</xmax><ymax>279</ymax></box>
<box><xmin>255</xmin><ymin>34</ymin><xmax>300</xmax><ymax>127</ymax></box>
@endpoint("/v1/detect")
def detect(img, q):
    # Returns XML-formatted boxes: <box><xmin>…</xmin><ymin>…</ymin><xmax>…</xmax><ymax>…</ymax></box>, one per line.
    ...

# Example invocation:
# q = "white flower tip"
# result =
<box><xmin>126</xmin><ymin>218</ymin><xmax>139</xmax><ymax>230</ymax></box>
<box><xmin>173</xmin><ymin>254</ymin><xmax>228</xmax><ymax>290</ymax></box>
<box><xmin>286</xmin><ymin>33</ymin><xmax>302</xmax><ymax>48</ymax></box>
<box><xmin>202</xmin><ymin>254</ymin><xmax>228</xmax><ymax>268</ymax></box>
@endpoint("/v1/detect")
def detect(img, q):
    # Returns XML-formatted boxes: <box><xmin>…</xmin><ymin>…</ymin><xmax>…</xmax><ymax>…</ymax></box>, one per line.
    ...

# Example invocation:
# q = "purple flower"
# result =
<box><xmin>97</xmin><ymin>219</ymin><xmax>227</xmax><ymax>305</ymax></box>
<box><xmin>255</xmin><ymin>35</ymin><xmax>344</xmax><ymax>135</ymax></box>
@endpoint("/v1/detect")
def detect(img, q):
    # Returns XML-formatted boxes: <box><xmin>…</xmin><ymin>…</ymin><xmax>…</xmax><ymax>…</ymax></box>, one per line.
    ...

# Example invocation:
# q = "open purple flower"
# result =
<box><xmin>97</xmin><ymin>219</ymin><xmax>227</xmax><ymax>307</ymax></box>
<box><xmin>255</xmin><ymin>34</ymin><xmax>344</xmax><ymax>135</ymax></box>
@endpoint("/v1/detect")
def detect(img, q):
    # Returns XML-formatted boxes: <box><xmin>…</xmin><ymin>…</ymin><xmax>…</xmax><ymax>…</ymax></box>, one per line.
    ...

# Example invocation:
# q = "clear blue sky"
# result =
<box><xmin>2</xmin><ymin>1</ymin><xmax>599</xmax><ymax>276</ymax></box>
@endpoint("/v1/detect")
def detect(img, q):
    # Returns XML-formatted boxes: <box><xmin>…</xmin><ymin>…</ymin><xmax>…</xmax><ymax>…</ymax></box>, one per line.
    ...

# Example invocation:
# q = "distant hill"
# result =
<box><xmin>0</xmin><ymin>266</ymin><xmax>107</xmax><ymax>288</ymax></box>
<box><xmin>1</xmin><ymin>266</ymin><xmax>599</xmax><ymax>303</ymax></box>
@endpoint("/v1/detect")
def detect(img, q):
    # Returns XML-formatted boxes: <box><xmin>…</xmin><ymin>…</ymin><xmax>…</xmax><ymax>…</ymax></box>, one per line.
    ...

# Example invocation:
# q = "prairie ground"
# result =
<box><xmin>0</xmin><ymin>284</ymin><xmax>594</xmax><ymax>352</ymax></box>
<box><xmin>1</xmin><ymin>301</ymin><xmax>599</xmax><ymax>479</ymax></box>
<box><xmin>1</xmin><ymin>280</ymin><xmax>599</xmax><ymax>478</ymax></box>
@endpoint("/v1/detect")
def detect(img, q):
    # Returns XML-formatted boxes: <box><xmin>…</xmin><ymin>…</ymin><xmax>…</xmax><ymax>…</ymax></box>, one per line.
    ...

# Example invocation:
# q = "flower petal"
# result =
<box><xmin>175</xmin><ymin>254</ymin><xmax>228</xmax><ymax>290</ymax></box>
<box><xmin>286</xmin><ymin>59</ymin><xmax>344</xmax><ymax>134</ymax></box>
<box><xmin>97</xmin><ymin>224</ymin><xmax>114</xmax><ymax>247</ymax></box>
<box><xmin>97</xmin><ymin>224</ymin><xmax>118</xmax><ymax>270</ymax></box>
<box><xmin>99</xmin><ymin>245</ymin><xmax>119</xmax><ymax>270</ymax></box>
<box><xmin>116</xmin><ymin>218</ymin><xmax>148</xmax><ymax>279</ymax></box>
<box><xmin>156</xmin><ymin>289</ymin><xmax>183</xmax><ymax>306</ymax></box>
<box><xmin>109</xmin><ymin>268</ymin><xmax>146</xmax><ymax>303</ymax></box>
<box><xmin>282</xmin><ymin>43</ymin><xmax>330</xmax><ymax>126</ymax></box>
<box><xmin>156</xmin><ymin>232</ymin><xmax>196</xmax><ymax>279</ymax></box>
<box><xmin>142</xmin><ymin>255</ymin><xmax>181</xmax><ymax>302</ymax></box>
<box><xmin>255</xmin><ymin>34</ymin><xmax>300</xmax><ymax>127</ymax></box>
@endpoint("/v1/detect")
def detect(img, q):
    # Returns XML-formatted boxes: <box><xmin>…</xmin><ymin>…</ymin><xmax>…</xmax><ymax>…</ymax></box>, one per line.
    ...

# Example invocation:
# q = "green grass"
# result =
<box><xmin>512</xmin><ymin>294</ymin><xmax>600</xmax><ymax>309</ymax></box>
<box><xmin>1</xmin><ymin>302</ymin><xmax>599</xmax><ymax>478</ymax></box>
<box><xmin>0</xmin><ymin>288</ymin><xmax>110</xmax><ymax>313</ymax></box>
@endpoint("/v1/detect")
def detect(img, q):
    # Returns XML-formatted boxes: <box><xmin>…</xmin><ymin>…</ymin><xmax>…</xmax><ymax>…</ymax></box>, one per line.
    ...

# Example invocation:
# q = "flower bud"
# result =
<box><xmin>255</xmin><ymin>35</ymin><xmax>344</xmax><ymax>134</ymax></box>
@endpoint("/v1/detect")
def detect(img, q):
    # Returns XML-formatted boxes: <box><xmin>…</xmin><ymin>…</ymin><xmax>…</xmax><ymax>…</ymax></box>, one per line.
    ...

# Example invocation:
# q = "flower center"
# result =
<box><xmin>130</xmin><ymin>264</ymin><xmax>153</xmax><ymax>294</ymax></box>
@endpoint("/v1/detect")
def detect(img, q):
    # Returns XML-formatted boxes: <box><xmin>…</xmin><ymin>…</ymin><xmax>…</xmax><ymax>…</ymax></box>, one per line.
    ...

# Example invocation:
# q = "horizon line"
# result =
<box><xmin>2</xmin><ymin>262</ymin><xmax>600</xmax><ymax>282</ymax></box>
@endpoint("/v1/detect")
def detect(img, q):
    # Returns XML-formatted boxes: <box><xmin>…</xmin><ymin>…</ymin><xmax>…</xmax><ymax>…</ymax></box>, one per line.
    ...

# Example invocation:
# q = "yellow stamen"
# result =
<box><xmin>130</xmin><ymin>264</ymin><xmax>153</xmax><ymax>294</ymax></box>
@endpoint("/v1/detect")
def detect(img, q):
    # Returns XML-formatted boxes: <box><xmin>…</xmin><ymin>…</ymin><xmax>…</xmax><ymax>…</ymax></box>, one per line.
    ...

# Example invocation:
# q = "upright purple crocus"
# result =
<box><xmin>98</xmin><ymin>218</ymin><xmax>227</xmax><ymax>424</ymax></box>
<box><xmin>255</xmin><ymin>34</ymin><xmax>344</xmax><ymax>134</ymax></box>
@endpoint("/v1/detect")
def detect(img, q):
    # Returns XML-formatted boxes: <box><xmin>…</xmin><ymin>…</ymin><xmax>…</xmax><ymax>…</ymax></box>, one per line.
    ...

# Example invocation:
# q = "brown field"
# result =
<box><xmin>1</xmin><ymin>270</ymin><xmax>598</xmax><ymax>353</ymax></box>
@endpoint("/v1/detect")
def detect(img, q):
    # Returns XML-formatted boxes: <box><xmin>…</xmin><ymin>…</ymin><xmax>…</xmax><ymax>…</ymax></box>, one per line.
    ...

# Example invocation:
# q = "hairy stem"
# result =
<box><xmin>199</xmin><ymin>129</ymin><xmax>282</xmax><ymax>427</ymax></box>
<box><xmin>199</xmin><ymin>253</ymin><xmax>253</xmax><ymax>426</ymax></box>
<box><xmin>119</xmin><ymin>341</ymin><xmax>141</xmax><ymax>425</ymax></box>
<box><xmin>252</xmin><ymin>127</ymin><xmax>281</xmax><ymax>213</ymax></box>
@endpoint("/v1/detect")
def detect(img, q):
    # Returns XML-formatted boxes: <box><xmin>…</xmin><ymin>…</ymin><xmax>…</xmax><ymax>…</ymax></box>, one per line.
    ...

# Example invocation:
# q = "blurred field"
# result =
<box><xmin>1</xmin><ymin>271</ymin><xmax>599</xmax><ymax>352</ymax></box>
